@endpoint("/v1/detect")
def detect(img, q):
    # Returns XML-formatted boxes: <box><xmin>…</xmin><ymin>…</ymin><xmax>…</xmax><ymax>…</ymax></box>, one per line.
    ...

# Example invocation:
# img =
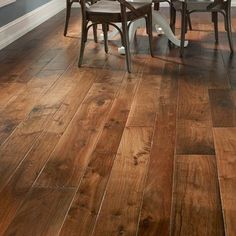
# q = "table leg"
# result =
<box><xmin>98</xmin><ymin>9</ymin><xmax>188</xmax><ymax>54</ymax></box>
<box><xmin>152</xmin><ymin>11</ymin><xmax>188</xmax><ymax>47</ymax></box>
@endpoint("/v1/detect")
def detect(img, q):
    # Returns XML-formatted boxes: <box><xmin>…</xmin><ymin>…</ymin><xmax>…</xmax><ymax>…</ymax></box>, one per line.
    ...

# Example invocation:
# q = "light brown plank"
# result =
<box><xmin>171</xmin><ymin>155</ymin><xmax>225</xmax><ymax>236</ymax></box>
<box><xmin>92</xmin><ymin>127</ymin><xmax>152</xmax><ymax>236</ymax></box>
<box><xmin>214</xmin><ymin>128</ymin><xmax>236</xmax><ymax>235</ymax></box>
<box><xmin>0</xmin><ymin>83</ymin><xmax>26</xmax><ymax>109</ymax></box>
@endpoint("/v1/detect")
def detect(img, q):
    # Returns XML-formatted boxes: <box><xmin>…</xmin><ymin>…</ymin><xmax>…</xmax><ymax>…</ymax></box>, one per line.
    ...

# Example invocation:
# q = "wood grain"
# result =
<box><xmin>3</xmin><ymin>187</ymin><xmax>75</xmax><ymax>236</ymax></box>
<box><xmin>92</xmin><ymin>127</ymin><xmax>152</xmax><ymax>236</ymax></box>
<box><xmin>138</xmin><ymin>63</ymin><xmax>178</xmax><ymax>236</ymax></box>
<box><xmin>214</xmin><ymin>128</ymin><xmax>236</xmax><ymax>235</ymax></box>
<box><xmin>171</xmin><ymin>155</ymin><xmax>225</xmax><ymax>236</ymax></box>
<box><xmin>176</xmin><ymin>67</ymin><xmax>215</xmax><ymax>155</ymax></box>
<box><xmin>126</xmin><ymin>73</ymin><xmax>160</xmax><ymax>127</ymax></box>
<box><xmin>1</xmin><ymin>8</ymin><xmax>236</xmax><ymax>236</ymax></box>
<box><xmin>59</xmin><ymin>77</ymin><xmax>138</xmax><ymax>236</ymax></box>
<box><xmin>0</xmin><ymin>70</ymin><xmax>64</xmax><ymax>145</ymax></box>
<box><xmin>0</xmin><ymin>67</ymin><xmax>95</xmax><ymax>234</ymax></box>
<box><xmin>209</xmin><ymin>89</ymin><xmax>236</xmax><ymax>127</ymax></box>
<box><xmin>35</xmin><ymin>81</ymin><xmax>118</xmax><ymax>188</ymax></box>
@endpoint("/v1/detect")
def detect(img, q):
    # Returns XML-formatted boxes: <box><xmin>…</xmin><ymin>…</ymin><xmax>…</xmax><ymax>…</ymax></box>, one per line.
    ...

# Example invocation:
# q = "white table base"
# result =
<box><xmin>99</xmin><ymin>10</ymin><xmax>188</xmax><ymax>54</ymax></box>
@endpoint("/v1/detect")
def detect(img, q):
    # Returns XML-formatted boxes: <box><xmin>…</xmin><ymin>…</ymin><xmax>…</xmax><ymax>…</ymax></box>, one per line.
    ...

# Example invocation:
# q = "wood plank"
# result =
<box><xmin>126</xmin><ymin>71</ymin><xmax>161</xmax><ymax>127</ymax></box>
<box><xmin>0</xmin><ymin>70</ymin><xmax>64</xmax><ymax>145</ymax></box>
<box><xmin>92</xmin><ymin>127</ymin><xmax>153</xmax><ymax>236</ymax></box>
<box><xmin>171</xmin><ymin>155</ymin><xmax>225</xmax><ymax>236</ymax></box>
<box><xmin>213</xmin><ymin>128</ymin><xmax>236</xmax><ymax>235</ymax></box>
<box><xmin>0</xmin><ymin>83</ymin><xmax>26</xmax><ymax>109</ymax></box>
<box><xmin>209</xmin><ymin>89</ymin><xmax>236</xmax><ymax>127</ymax></box>
<box><xmin>199</xmin><ymin>23</ymin><xmax>231</xmax><ymax>90</ymax></box>
<box><xmin>59</xmin><ymin>77</ymin><xmax>138</xmax><ymax>236</ymax></box>
<box><xmin>3</xmin><ymin>187</ymin><xmax>75</xmax><ymax>236</ymax></box>
<box><xmin>0</xmin><ymin>69</ymin><xmax>77</xmax><ymax>190</ymax></box>
<box><xmin>176</xmin><ymin>67</ymin><xmax>215</xmax><ymax>155</ymax></box>
<box><xmin>0</xmin><ymin>22</ymin><xmax>64</xmax><ymax>84</ymax></box>
<box><xmin>0</xmin><ymin>68</ymin><xmax>95</xmax><ymax>234</ymax></box>
<box><xmin>138</xmin><ymin>63</ymin><xmax>178</xmax><ymax>235</ymax></box>
<box><xmin>35</xmin><ymin>80</ymin><xmax>119</xmax><ymax>188</ymax></box>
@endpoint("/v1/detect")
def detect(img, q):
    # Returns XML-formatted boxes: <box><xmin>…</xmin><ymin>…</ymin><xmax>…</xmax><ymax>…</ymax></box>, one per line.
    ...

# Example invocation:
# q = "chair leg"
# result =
<box><xmin>102</xmin><ymin>24</ymin><xmax>108</xmax><ymax>53</ymax></box>
<box><xmin>146</xmin><ymin>9</ymin><xmax>154</xmax><ymax>57</ymax></box>
<box><xmin>170</xmin><ymin>5</ymin><xmax>176</xmax><ymax>34</ymax></box>
<box><xmin>93</xmin><ymin>24</ymin><xmax>98</xmax><ymax>43</ymax></box>
<box><xmin>180</xmin><ymin>2</ymin><xmax>187</xmax><ymax>57</ymax></box>
<box><xmin>187</xmin><ymin>12</ymin><xmax>192</xmax><ymax>31</ymax></box>
<box><xmin>121</xmin><ymin>21</ymin><xmax>131</xmax><ymax>73</ymax></box>
<box><xmin>78</xmin><ymin>21</ymin><xmax>88</xmax><ymax>67</ymax></box>
<box><xmin>212</xmin><ymin>12</ymin><xmax>219</xmax><ymax>44</ymax></box>
<box><xmin>64</xmin><ymin>0</ymin><xmax>72</xmax><ymax>36</ymax></box>
<box><xmin>169</xmin><ymin>4</ymin><xmax>176</xmax><ymax>47</ymax></box>
<box><xmin>225</xmin><ymin>8</ymin><xmax>234</xmax><ymax>53</ymax></box>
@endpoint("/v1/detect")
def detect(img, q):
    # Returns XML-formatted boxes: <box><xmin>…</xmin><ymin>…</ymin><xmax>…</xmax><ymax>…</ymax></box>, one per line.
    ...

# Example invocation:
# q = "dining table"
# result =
<box><xmin>99</xmin><ymin>0</ymin><xmax>188</xmax><ymax>54</ymax></box>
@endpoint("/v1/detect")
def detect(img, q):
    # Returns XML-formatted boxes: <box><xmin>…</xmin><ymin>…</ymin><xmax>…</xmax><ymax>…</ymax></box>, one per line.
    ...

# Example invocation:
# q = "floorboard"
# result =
<box><xmin>0</xmin><ymin>7</ymin><xmax>236</xmax><ymax>236</ymax></box>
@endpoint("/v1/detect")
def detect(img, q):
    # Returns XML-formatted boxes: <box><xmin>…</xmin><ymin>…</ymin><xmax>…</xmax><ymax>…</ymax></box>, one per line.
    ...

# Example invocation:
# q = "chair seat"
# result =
<box><xmin>87</xmin><ymin>1</ymin><xmax>151</xmax><ymax>22</ymax></box>
<box><xmin>173</xmin><ymin>0</ymin><xmax>225</xmax><ymax>11</ymax></box>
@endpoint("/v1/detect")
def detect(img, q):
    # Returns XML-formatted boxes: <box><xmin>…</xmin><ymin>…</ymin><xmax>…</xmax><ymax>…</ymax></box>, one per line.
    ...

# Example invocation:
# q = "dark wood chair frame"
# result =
<box><xmin>77</xmin><ymin>0</ymin><xmax>154</xmax><ymax>73</ymax></box>
<box><xmin>64</xmin><ymin>0</ymin><xmax>98</xmax><ymax>43</ymax></box>
<box><xmin>170</xmin><ymin>0</ymin><xmax>234</xmax><ymax>56</ymax></box>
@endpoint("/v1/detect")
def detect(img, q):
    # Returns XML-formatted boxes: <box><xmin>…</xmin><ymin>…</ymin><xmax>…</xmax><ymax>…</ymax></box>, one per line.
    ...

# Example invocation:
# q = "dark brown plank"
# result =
<box><xmin>59</xmin><ymin>76</ymin><xmax>138</xmax><ymax>236</ymax></box>
<box><xmin>138</xmin><ymin>63</ymin><xmax>178</xmax><ymax>235</ymax></box>
<box><xmin>199</xmin><ymin>23</ymin><xmax>231</xmax><ymax>90</ymax></box>
<box><xmin>213</xmin><ymin>128</ymin><xmax>236</xmax><ymax>235</ymax></box>
<box><xmin>3</xmin><ymin>187</ymin><xmax>75</xmax><ymax>236</ymax></box>
<box><xmin>35</xmin><ymin>80</ymin><xmax>119</xmax><ymax>188</ymax></box>
<box><xmin>0</xmin><ymin>68</ymin><xmax>95</xmax><ymax>234</ymax></box>
<box><xmin>171</xmin><ymin>155</ymin><xmax>225</xmax><ymax>236</ymax></box>
<box><xmin>209</xmin><ymin>89</ymin><xmax>236</xmax><ymax>127</ymax></box>
<box><xmin>176</xmin><ymin>67</ymin><xmax>215</xmax><ymax>155</ymax></box>
<box><xmin>126</xmin><ymin>71</ymin><xmax>161</xmax><ymax>127</ymax></box>
<box><xmin>0</xmin><ymin>70</ymin><xmax>64</xmax><ymax>145</ymax></box>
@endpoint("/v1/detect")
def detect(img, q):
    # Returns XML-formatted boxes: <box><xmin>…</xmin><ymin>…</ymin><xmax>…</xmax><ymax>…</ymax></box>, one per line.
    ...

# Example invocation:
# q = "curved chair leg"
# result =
<box><xmin>102</xmin><ymin>24</ymin><xmax>109</xmax><ymax>53</ymax></box>
<box><xmin>93</xmin><ymin>24</ymin><xmax>98</xmax><ymax>43</ymax></box>
<box><xmin>78</xmin><ymin>21</ymin><xmax>88</xmax><ymax>67</ymax></box>
<box><xmin>170</xmin><ymin>5</ymin><xmax>176</xmax><ymax>34</ymax></box>
<box><xmin>169</xmin><ymin>4</ymin><xmax>176</xmax><ymax>47</ymax></box>
<box><xmin>64</xmin><ymin>0</ymin><xmax>72</xmax><ymax>36</ymax></box>
<box><xmin>212</xmin><ymin>12</ymin><xmax>219</xmax><ymax>44</ymax></box>
<box><xmin>146</xmin><ymin>8</ymin><xmax>154</xmax><ymax>57</ymax></box>
<box><xmin>180</xmin><ymin>2</ymin><xmax>187</xmax><ymax>57</ymax></box>
<box><xmin>225</xmin><ymin>8</ymin><xmax>234</xmax><ymax>53</ymax></box>
<box><xmin>187</xmin><ymin>12</ymin><xmax>193</xmax><ymax>30</ymax></box>
<box><xmin>121</xmin><ymin>20</ymin><xmax>131</xmax><ymax>73</ymax></box>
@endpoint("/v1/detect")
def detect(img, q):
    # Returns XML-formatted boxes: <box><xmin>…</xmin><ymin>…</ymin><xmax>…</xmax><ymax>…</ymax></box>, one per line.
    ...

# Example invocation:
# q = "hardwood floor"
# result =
<box><xmin>0</xmin><ymin>7</ymin><xmax>236</xmax><ymax>236</ymax></box>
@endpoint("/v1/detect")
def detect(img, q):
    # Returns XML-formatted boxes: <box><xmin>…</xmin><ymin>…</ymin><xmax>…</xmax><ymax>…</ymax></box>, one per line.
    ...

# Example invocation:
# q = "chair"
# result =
<box><xmin>170</xmin><ymin>0</ymin><xmax>234</xmax><ymax>56</ymax></box>
<box><xmin>78</xmin><ymin>0</ymin><xmax>154</xmax><ymax>72</ymax></box>
<box><xmin>64</xmin><ymin>0</ymin><xmax>98</xmax><ymax>43</ymax></box>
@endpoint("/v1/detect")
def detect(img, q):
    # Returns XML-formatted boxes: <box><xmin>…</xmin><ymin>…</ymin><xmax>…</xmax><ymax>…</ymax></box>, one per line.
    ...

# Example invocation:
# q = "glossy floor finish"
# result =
<box><xmin>0</xmin><ymin>8</ymin><xmax>236</xmax><ymax>236</ymax></box>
